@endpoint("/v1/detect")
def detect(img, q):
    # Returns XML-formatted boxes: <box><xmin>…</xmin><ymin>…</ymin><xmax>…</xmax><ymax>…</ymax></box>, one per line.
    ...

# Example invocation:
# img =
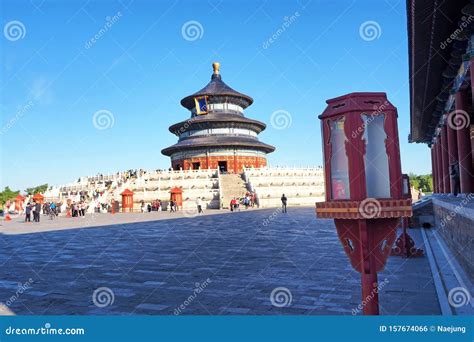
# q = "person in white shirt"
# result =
<box><xmin>196</xmin><ymin>197</ymin><xmax>203</xmax><ymax>214</ymax></box>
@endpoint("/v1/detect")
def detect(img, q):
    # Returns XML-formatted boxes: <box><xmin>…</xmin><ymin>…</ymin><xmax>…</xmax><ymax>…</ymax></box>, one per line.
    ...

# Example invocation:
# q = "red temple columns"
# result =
<box><xmin>440</xmin><ymin>125</ymin><xmax>450</xmax><ymax>193</ymax></box>
<box><xmin>431</xmin><ymin>146</ymin><xmax>437</xmax><ymax>193</ymax></box>
<box><xmin>436</xmin><ymin>140</ymin><xmax>443</xmax><ymax>193</ymax></box>
<box><xmin>446</xmin><ymin>113</ymin><xmax>458</xmax><ymax>191</ymax></box>
<box><xmin>454</xmin><ymin>90</ymin><xmax>473</xmax><ymax>194</ymax></box>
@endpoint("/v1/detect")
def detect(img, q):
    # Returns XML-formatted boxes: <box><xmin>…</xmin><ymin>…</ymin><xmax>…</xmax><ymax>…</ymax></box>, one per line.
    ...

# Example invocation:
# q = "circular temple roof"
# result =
<box><xmin>168</xmin><ymin>113</ymin><xmax>267</xmax><ymax>135</ymax></box>
<box><xmin>161</xmin><ymin>136</ymin><xmax>275</xmax><ymax>156</ymax></box>
<box><xmin>180</xmin><ymin>63</ymin><xmax>254</xmax><ymax>110</ymax></box>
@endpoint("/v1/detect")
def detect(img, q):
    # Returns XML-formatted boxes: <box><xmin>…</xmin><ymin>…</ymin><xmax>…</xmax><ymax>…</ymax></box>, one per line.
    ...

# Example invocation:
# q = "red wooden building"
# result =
<box><xmin>408</xmin><ymin>1</ymin><xmax>474</xmax><ymax>194</ymax></box>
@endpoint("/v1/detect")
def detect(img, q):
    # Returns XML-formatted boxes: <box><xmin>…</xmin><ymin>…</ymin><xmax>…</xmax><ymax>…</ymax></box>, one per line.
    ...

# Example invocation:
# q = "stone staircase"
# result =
<box><xmin>219</xmin><ymin>173</ymin><xmax>248</xmax><ymax>209</ymax></box>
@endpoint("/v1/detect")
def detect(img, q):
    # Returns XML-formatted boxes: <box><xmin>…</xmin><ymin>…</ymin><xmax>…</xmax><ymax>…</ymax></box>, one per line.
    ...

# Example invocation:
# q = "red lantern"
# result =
<box><xmin>315</xmin><ymin>92</ymin><xmax>412</xmax><ymax>315</ymax></box>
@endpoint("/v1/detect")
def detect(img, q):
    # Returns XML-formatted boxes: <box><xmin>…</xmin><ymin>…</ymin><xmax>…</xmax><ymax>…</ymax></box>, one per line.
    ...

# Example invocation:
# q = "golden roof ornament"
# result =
<box><xmin>212</xmin><ymin>62</ymin><xmax>220</xmax><ymax>75</ymax></box>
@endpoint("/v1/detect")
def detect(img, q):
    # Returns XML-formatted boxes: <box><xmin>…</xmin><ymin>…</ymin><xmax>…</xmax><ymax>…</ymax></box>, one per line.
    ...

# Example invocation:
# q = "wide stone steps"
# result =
<box><xmin>220</xmin><ymin>173</ymin><xmax>248</xmax><ymax>209</ymax></box>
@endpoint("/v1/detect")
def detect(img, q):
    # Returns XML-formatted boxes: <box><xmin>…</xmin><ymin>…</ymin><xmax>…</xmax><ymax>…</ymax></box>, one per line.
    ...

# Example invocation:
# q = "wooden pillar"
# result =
<box><xmin>447</xmin><ymin>109</ymin><xmax>459</xmax><ymax>194</ymax></box>
<box><xmin>431</xmin><ymin>146</ymin><xmax>437</xmax><ymax>193</ymax></box>
<box><xmin>436</xmin><ymin>140</ymin><xmax>444</xmax><ymax>193</ymax></box>
<box><xmin>440</xmin><ymin>126</ymin><xmax>450</xmax><ymax>193</ymax></box>
<box><xmin>455</xmin><ymin>90</ymin><xmax>474</xmax><ymax>193</ymax></box>
<box><xmin>469</xmin><ymin>57</ymin><xmax>474</xmax><ymax>108</ymax></box>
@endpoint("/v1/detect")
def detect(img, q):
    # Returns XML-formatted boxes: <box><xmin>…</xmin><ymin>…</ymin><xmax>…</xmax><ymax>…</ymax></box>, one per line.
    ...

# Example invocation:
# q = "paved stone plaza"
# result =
<box><xmin>0</xmin><ymin>208</ymin><xmax>440</xmax><ymax>315</ymax></box>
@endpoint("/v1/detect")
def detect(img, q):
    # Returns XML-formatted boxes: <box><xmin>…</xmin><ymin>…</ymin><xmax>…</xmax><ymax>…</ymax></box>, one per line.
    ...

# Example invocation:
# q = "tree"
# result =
<box><xmin>0</xmin><ymin>187</ymin><xmax>20</xmax><ymax>206</ymax></box>
<box><xmin>407</xmin><ymin>173</ymin><xmax>433</xmax><ymax>193</ymax></box>
<box><xmin>25</xmin><ymin>184</ymin><xmax>48</xmax><ymax>195</ymax></box>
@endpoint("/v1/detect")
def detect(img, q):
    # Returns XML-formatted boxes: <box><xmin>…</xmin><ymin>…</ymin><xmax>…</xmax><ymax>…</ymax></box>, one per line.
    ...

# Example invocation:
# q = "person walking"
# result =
<box><xmin>35</xmin><ymin>201</ymin><xmax>42</xmax><ymax>222</ymax></box>
<box><xmin>196</xmin><ymin>197</ymin><xmax>203</xmax><ymax>214</ymax></box>
<box><xmin>169</xmin><ymin>200</ymin><xmax>175</xmax><ymax>212</ymax></box>
<box><xmin>25</xmin><ymin>203</ymin><xmax>31</xmax><ymax>222</ymax></box>
<box><xmin>281</xmin><ymin>194</ymin><xmax>288</xmax><ymax>213</ymax></box>
<box><xmin>50</xmin><ymin>202</ymin><xmax>57</xmax><ymax>216</ymax></box>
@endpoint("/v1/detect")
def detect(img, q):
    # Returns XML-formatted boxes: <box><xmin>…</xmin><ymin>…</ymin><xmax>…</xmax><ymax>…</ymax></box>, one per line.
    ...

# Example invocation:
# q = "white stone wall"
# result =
<box><xmin>243</xmin><ymin>167</ymin><xmax>325</xmax><ymax>208</ymax></box>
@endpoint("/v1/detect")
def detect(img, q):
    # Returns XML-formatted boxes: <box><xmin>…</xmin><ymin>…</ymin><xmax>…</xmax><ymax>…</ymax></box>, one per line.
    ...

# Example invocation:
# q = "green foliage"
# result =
<box><xmin>0</xmin><ymin>187</ymin><xmax>20</xmax><ymax>206</ymax></box>
<box><xmin>408</xmin><ymin>173</ymin><xmax>433</xmax><ymax>193</ymax></box>
<box><xmin>25</xmin><ymin>184</ymin><xmax>48</xmax><ymax>195</ymax></box>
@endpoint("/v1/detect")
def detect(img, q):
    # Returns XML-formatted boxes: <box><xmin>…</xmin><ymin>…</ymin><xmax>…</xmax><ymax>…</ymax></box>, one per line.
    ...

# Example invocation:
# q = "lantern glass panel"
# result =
<box><xmin>328</xmin><ymin>117</ymin><xmax>350</xmax><ymax>200</ymax></box>
<box><xmin>402</xmin><ymin>177</ymin><xmax>409</xmax><ymax>197</ymax></box>
<box><xmin>362</xmin><ymin>113</ymin><xmax>390</xmax><ymax>198</ymax></box>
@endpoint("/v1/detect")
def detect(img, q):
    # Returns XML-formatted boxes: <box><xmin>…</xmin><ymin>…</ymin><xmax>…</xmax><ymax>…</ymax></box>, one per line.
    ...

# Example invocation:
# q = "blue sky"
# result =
<box><xmin>0</xmin><ymin>0</ymin><xmax>430</xmax><ymax>191</ymax></box>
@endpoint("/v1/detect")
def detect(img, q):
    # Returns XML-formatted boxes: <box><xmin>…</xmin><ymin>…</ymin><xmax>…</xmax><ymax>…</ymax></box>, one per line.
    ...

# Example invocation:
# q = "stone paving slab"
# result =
<box><xmin>0</xmin><ymin>208</ymin><xmax>441</xmax><ymax>315</ymax></box>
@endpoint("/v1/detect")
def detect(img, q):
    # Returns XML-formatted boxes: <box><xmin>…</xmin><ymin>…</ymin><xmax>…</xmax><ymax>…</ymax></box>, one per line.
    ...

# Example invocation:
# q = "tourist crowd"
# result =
<box><xmin>229</xmin><ymin>191</ymin><xmax>260</xmax><ymax>212</ymax></box>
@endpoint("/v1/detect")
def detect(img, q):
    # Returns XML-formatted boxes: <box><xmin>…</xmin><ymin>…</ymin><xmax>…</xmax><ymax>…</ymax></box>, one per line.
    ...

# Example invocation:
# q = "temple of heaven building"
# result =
<box><xmin>162</xmin><ymin>62</ymin><xmax>275</xmax><ymax>173</ymax></box>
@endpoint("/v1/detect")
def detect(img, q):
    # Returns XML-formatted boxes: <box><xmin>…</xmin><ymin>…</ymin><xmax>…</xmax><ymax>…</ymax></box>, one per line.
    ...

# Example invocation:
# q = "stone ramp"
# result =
<box><xmin>219</xmin><ymin>173</ymin><xmax>248</xmax><ymax>209</ymax></box>
<box><xmin>412</xmin><ymin>195</ymin><xmax>473</xmax><ymax>315</ymax></box>
<box><xmin>422</xmin><ymin>226</ymin><xmax>474</xmax><ymax>315</ymax></box>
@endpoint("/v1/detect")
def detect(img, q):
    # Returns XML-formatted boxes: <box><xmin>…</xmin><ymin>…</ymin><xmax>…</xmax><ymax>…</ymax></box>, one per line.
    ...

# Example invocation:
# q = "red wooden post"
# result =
<box><xmin>440</xmin><ymin>126</ymin><xmax>450</xmax><ymax>193</ymax></box>
<box><xmin>455</xmin><ymin>90</ymin><xmax>473</xmax><ymax>193</ymax></box>
<box><xmin>431</xmin><ymin>146</ymin><xmax>437</xmax><ymax>193</ymax></box>
<box><xmin>436</xmin><ymin>140</ymin><xmax>444</xmax><ymax>193</ymax></box>
<box><xmin>446</xmin><ymin>115</ymin><xmax>458</xmax><ymax>194</ymax></box>
<box><xmin>315</xmin><ymin>93</ymin><xmax>412</xmax><ymax>315</ymax></box>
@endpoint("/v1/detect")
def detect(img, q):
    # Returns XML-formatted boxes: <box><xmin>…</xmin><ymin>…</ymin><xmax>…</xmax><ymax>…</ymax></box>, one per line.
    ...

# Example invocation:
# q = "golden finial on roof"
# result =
<box><xmin>212</xmin><ymin>62</ymin><xmax>220</xmax><ymax>75</ymax></box>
